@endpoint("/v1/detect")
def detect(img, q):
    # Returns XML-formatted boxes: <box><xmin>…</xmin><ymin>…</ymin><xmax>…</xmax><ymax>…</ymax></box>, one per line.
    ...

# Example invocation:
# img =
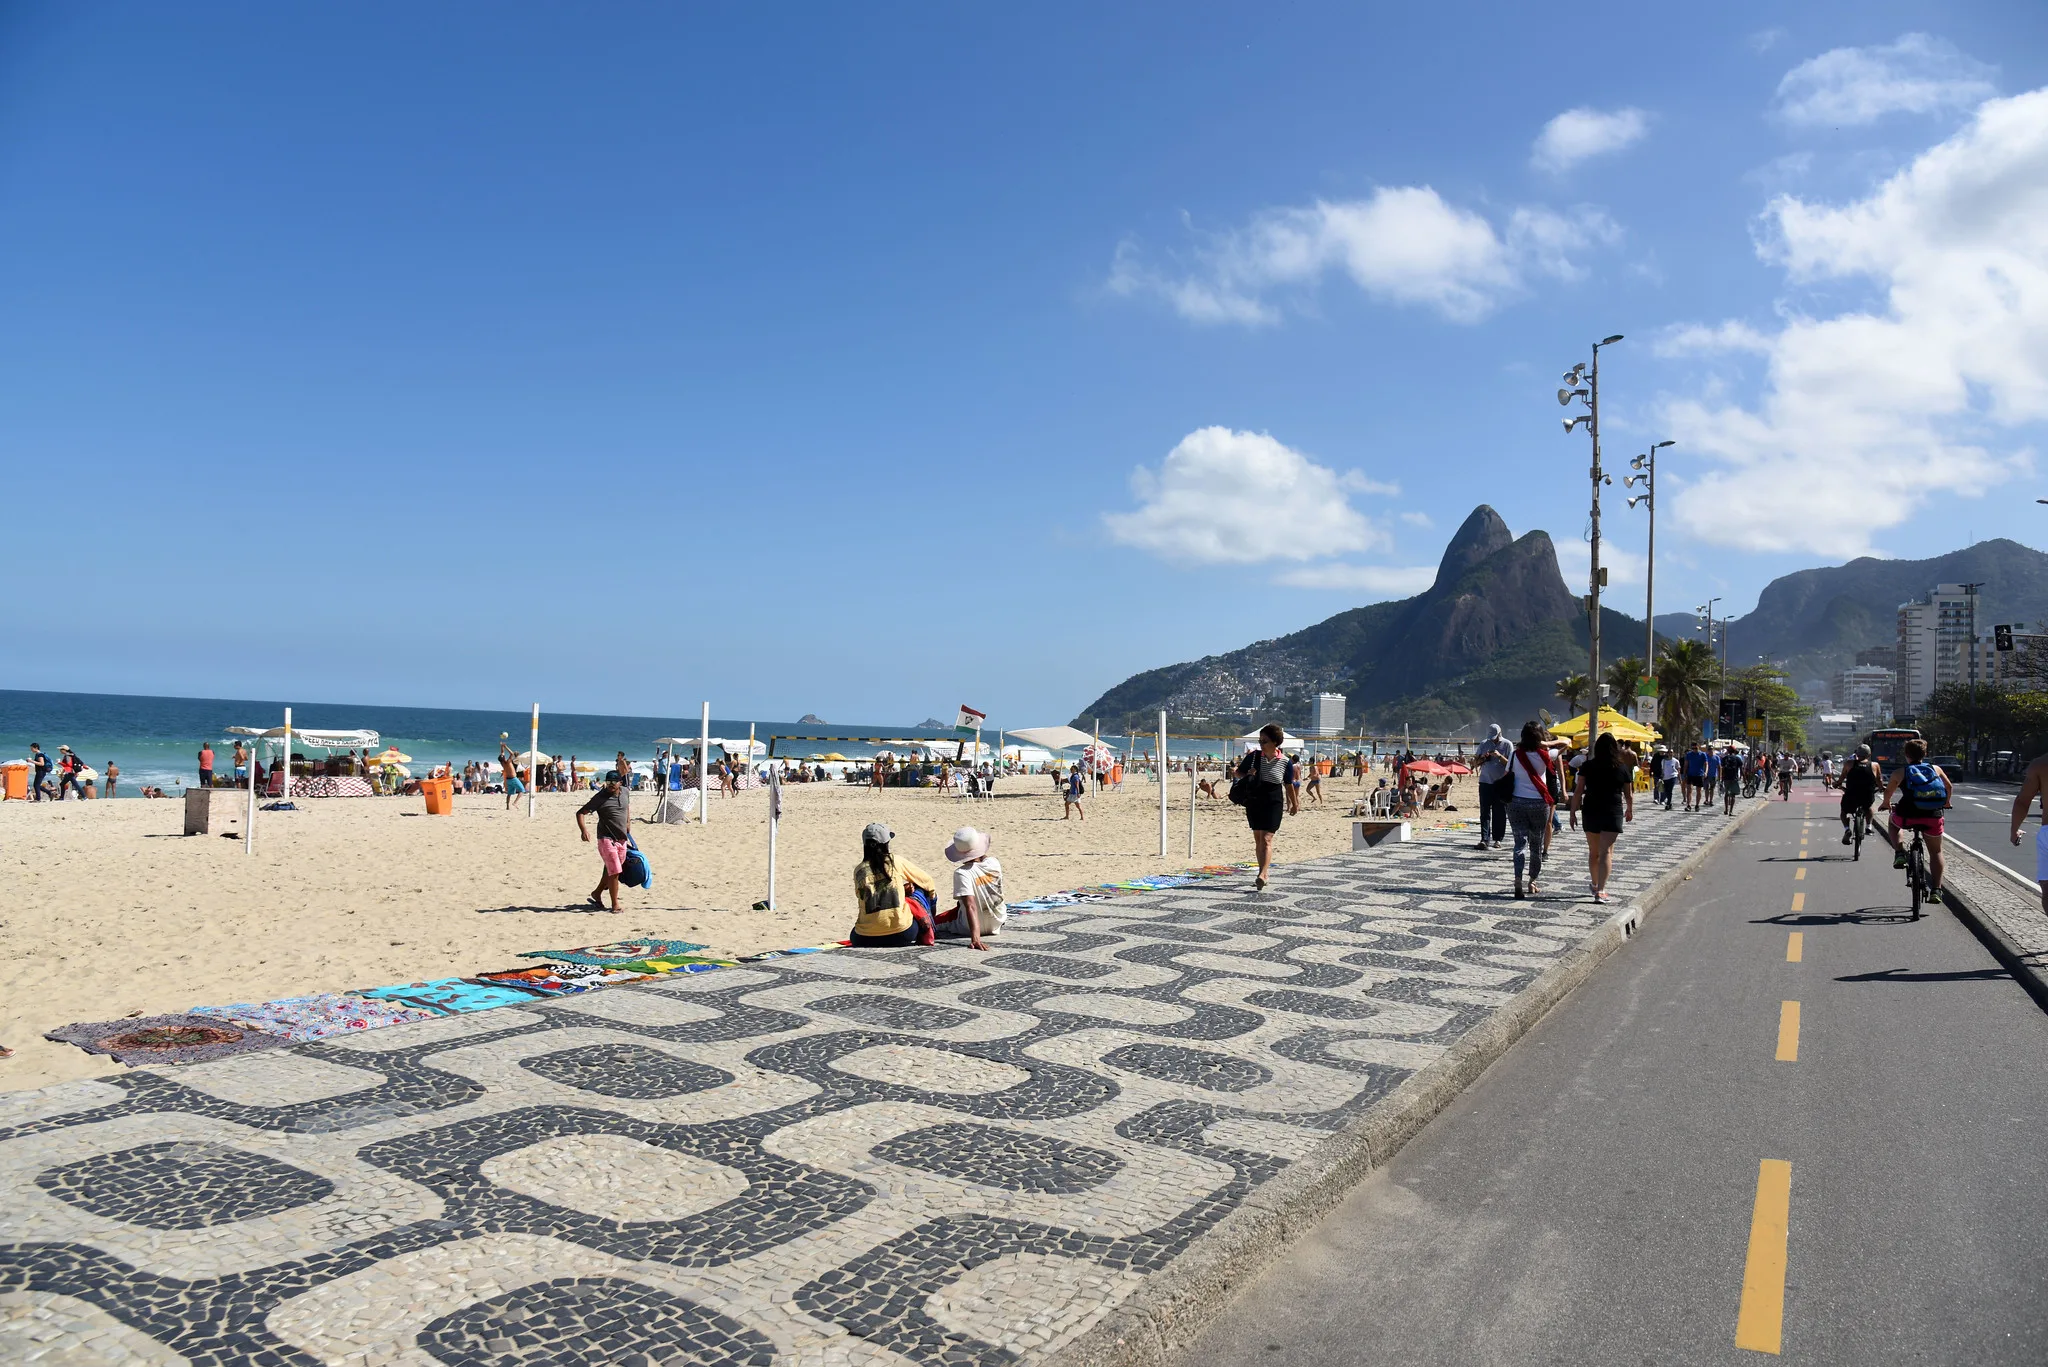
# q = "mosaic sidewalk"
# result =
<box><xmin>0</xmin><ymin>810</ymin><xmax>1732</xmax><ymax>1366</ymax></box>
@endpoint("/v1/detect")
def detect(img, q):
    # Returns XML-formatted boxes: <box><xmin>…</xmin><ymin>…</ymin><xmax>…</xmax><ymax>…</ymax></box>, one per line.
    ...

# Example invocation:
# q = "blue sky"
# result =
<box><xmin>3</xmin><ymin>2</ymin><xmax>2045</xmax><ymax>726</ymax></box>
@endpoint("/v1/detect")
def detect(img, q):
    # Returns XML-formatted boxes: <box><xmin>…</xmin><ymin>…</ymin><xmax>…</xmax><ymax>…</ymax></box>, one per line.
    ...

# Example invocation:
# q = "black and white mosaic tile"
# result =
<box><xmin>0</xmin><ymin>811</ymin><xmax>1723</xmax><ymax>1365</ymax></box>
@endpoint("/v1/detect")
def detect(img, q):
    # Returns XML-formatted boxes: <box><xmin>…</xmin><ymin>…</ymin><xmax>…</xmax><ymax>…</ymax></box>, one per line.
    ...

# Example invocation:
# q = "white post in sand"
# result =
<box><xmin>528</xmin><ymin>703</ymin><xmax>539</xmax><ymax>820</ymax></box>
<box><xmin>283</xmin><ymin>706</ymin><xmax>292</xmax><ymax>809</ymax></box>
<box><xmin>246</xmin><ymin>734</ymin><xmax>257</xmax><ymax>855</ymax></box>
<box><xmin>699</xmin><ymin>701</ymin><xmax>710</xmax><ymax>826</ymax></box>
<box><xmin>766</xmin><ymin>764</ymin><xmax>780</xmax><ymax>909</ymax></box>
<box><xmin>1188</xmin><ymin>752</ymin><xmax>1197</xmax><ymax>857</ymax></box>
<box><xmin>1158</xmin><ymin>710</ymin><xmax>1168</xmax><ymax>857</ymax></box>
<box><xmin>748</xmin><ymin>722</ymin><xmax>757</xmax><ymax>786</ymax></box>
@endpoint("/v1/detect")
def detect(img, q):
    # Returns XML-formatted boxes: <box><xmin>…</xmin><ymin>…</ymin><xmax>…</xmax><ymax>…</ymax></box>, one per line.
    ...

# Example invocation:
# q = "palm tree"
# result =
<box><xmin>1556</xmin><ymin>673</ymin><xmax>1589</xmax><ymax>716</ymax></box>
<box><xmin>1606</xmin><ymin>656</ymin><xmax>1645</xmax><ymax>713</ymax></box>
<box><xmin>1656</xmin><ymin>640</ymin><xmax>1718</xmax><ymax>741</ymax></box>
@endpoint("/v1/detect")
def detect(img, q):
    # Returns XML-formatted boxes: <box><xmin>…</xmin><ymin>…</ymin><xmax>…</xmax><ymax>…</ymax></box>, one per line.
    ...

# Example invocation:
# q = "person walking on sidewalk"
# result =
<box><xmin>2007</xmin><ymin>750</ymin><xmax>2048</xmax><ymax>913</ymax></box>
<box><xmin>1474</xmin><ymin>723</ymin><xmax>1512</xmax><ymax>850</ymax></box>
<box><xmin>1719</xmin><ymin>745</ymin><xmax>1744</xmax><ymax>816</ymax></box>
<box><xmin>1568</xmin><ymin>732</ymin><xmax>1634</xmax><ymax>903</ymax></box>
<box><xmin>1234</xmin><ymin>723</ymin><xmax>1299</xmax><ymax>891</ymax></box>
<box><xmin>1682</xmin><ymin>742</ymin><xmax>1709</xmax><ymax>811</ymax></box>
<box><xmin>1507</xmin><ymin>721</ymin><xmax>1559</xmax><ymax>900</ymax></box>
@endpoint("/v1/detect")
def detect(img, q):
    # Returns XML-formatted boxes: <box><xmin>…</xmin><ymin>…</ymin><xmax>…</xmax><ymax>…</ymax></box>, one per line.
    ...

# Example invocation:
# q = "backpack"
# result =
<box><xmin>1902</xmin><ymin>761</ymin><xmax>1949</xmax><ymax>810</ymax></box>
<box><xmin>620</xmin><ymin>837</ymin><xmax>652</xmax><ymax>889</ymax></box>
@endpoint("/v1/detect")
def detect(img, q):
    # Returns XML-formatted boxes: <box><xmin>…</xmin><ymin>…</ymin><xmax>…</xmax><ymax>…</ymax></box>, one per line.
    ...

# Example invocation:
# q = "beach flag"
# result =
<box><xmin>955</xmin><ymin>704</ymin><xmax>985</xmax><ymax>736</ymax></box>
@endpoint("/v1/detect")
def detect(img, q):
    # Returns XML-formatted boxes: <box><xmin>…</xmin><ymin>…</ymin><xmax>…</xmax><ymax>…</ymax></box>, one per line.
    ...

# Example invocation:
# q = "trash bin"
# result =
<box><xmin>422</xmin><ymin>776</ymin><xmax>454</xmax><ymax>815</ymax></box>
<box><xmin>1</xmin><ymin>761</ymin><xmax>28</xmax><ymax>800</ymax></box>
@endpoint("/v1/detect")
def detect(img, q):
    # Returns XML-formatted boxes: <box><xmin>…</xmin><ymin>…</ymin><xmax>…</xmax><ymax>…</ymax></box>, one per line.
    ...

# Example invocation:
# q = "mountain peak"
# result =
<box><xmin>1436</xmin><ymin>505</ymin><xmax>1514</xmax><ymax>586</ymax></box>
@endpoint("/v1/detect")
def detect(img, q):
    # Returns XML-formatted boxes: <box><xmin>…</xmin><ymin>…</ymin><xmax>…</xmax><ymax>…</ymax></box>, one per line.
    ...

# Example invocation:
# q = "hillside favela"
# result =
<box><xmin>4</xmin><ymin>7</ymin><xmax>2047</xmax><ymax>1366</ymax></box>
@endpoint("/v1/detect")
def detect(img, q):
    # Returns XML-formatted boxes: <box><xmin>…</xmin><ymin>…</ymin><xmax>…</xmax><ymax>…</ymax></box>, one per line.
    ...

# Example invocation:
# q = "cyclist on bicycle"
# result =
<box><xmin>1880</xmin><ymin>738</ymin><xmax>1951</xmax><ymax>901</ymax></box>
<box><xmin>1778</xmin><ymin>752</ymin><xmax>1794</xmax><ymax>799</ymax></box>
<box><xmin>1838</xmin><ymin>743</ymin><xmax>1880</xmax><ymax>845</ymax></box>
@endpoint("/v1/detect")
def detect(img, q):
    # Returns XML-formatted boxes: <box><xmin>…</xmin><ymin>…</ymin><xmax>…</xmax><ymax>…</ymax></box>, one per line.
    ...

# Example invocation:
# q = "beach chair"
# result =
<box><xmin>264</xmin><ymin>769</ymin><xmax>286</xmax><ymax>799</ymax></box>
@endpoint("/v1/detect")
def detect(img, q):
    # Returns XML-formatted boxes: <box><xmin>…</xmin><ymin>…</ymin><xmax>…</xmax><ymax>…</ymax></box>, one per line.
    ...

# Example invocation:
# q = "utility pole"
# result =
<box><xmin>1561</xmin><ymin>334</ymin><xmax>1624</xmax><ymax>751</ymax></box>
<box><xmin>1628</xmin><ymin>439</ymin><xmax>1673</xmax><ymax>723</ymax></box>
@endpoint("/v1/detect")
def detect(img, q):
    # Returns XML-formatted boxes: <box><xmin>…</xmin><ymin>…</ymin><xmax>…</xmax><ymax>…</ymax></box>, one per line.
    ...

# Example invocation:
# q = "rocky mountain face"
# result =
<box><xmin>1656</xmin><ymin>539</ymin><xmax>2048</xmax><ymax>691</ymax></box>
<box><xmin>1075</xmin><ymin>506</ymin><xmax>1642</xmax><ymax>734</ymax></box>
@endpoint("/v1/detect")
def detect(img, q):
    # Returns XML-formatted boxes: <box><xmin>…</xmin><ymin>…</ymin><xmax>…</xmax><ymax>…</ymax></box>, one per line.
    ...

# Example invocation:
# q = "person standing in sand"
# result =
<box><xmin>197</xmin><ymin>741</ymin><xmax>215</xmax><ymax>792</ymax></box>
<box><xmin>29</xmin><ymin>743</ymin><xmax>50</xmax><ymax>801</ymax></box>
<box><xmin>1063</xmin><ymin>764</ymin><xmax>1085</xmax><ymax>820</ymax></box>
<box><xmin>575</xmin><ymin>771</ymin><xmax>632</xmax><ymax>912</ymax></box>
<box><xmin>500</xmin><ymin>743</ymin><xmax>524</xmax><ymax>810</ymax></box>
<box><xmin>1234</xmin><ymin>723</ymin><xmax>1299</xmax><ymax>891</ymax></box>
<box><xmin>104</xmin><ymin>760</ymin><xmax>119</xmax><ymax>798</ymax></box>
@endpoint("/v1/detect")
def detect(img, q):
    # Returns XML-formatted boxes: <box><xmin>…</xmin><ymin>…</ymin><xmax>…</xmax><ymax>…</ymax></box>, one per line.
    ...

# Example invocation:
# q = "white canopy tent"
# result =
<box><xmin>225</xmin><ymin>726</ymin><xmax>380</xmax><ymax>750</ymax></box>
<box><xmin>1238</xmin><ymin>728</ymin><xmax>1306</xmax><ymax>752</ymax></box>
<box><xmin>1005</xmin><ymin>725</ymin><xmax>1095</xmax><ymax>751</ymax></box>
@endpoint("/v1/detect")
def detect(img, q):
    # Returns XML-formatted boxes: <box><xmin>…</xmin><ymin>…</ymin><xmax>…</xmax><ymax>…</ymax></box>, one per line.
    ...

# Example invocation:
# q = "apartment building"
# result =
<box><xmin>1831</xmin><ymin>664</ymin><xmax>1895</xmax><ymax>720</ymax></box>
<box><xmin>1895</xmin><ymin>584</ymin><xmax>1978</xmax><ymax>718</ymax></box>
<box><xmin>1308</xmin><ymin>692</ymin><xmax>1346</xmax><ymax>737</ymax></box>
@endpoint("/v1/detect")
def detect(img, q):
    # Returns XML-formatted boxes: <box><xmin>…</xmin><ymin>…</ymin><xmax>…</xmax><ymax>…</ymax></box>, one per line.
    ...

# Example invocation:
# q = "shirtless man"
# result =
<box><xmin>2009</xmin><ymin>751</ymin><xmax>2048</xmax><ymax>913</ymax></box>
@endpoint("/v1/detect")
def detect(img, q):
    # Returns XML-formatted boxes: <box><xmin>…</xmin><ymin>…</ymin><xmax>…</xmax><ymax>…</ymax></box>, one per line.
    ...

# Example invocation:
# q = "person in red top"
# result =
<box><xmin>197</xmin><ymin>742</ymin><xmax>216</xmax><ymax>791</ymax></box>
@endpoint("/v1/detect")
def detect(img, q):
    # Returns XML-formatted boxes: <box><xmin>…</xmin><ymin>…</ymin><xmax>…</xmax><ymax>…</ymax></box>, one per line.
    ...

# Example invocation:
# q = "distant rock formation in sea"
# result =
<box><xmin>797</xmin><ymin>713</ymin><xmax>826</xmax><ymax>724</ymax></box>
<box><xmin>917</xmin><ymin>717</ymin><xmax>949</xmax><ymax>730</ymax></box>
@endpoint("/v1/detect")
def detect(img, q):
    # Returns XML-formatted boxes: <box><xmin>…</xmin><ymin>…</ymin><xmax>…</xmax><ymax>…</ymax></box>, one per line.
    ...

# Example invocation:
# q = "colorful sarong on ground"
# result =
<box><xmin>189</xmin><ymin>994</ymin><xmax>439</xmax><ymax>1042</ymax></box>
<box><xmin>354</xmin><ymin>978</ymin><xmax>558</xmax><ymax>1015</ymax></box>
<box><xmin>475</xmin><ymin>966</ymin><xmax>616</xmax><ymax>994</ymax></box>
<box><xmin>517</xmin><ymin>938</ymin><xmax>708</xmax><ymax>966</ymax></box>
<box><xmin>606</xmin><ymin>956</ymin><xmax>732</xmax><ymax>975</ymax></box>
<box><xmin>44</xmin><ymin>1013</ymin><xmax>290</xmax><ymax>1066</ymax></box>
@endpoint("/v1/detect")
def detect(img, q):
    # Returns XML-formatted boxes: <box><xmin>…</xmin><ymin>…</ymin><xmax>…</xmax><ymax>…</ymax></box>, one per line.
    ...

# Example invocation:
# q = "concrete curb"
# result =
<box><xmin>1939</xmin><ymin>839</ymin><xmax>2048</xmax><ymax>1014</ymax></box>
<box><xmin>1042</xmin><ymin>799</ymin><xmax>1774</xmax><ymax>1367</ymax></box>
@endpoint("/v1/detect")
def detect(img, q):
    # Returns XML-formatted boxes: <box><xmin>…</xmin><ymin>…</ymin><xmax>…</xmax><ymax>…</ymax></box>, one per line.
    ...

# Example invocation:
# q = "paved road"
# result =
<box><xmin>1939</xmin><ymin>779</ymin><xmax>2039</xmax><ymax>887</ymax></box>
<box><xmin>1185</xmin><ymin>781</ymin><xmax>2048</xmax><ymax>1365</ymax></box>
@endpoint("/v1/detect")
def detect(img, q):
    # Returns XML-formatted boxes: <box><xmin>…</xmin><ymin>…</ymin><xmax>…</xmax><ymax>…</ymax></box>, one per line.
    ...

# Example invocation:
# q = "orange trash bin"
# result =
<box><xmin>1</xmin><ymin>762</ymin><xmax>28</xmax><ymax>800</ymax></box>
<box><xmin>422</xmin><ymin>776</ymin><xmax>454</xmax><ymax>815</ymax></box>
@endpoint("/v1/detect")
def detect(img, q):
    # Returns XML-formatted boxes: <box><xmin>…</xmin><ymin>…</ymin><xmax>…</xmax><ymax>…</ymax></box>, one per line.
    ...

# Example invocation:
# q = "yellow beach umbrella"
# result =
<box><xmin>375</xmin><ymin>749</ymin><xmax>413</xmax><ymax>764</ymax></box>
<box><xmin>1549</xmin><ymin>707</ymin><xmax>1660</xmax><ymax>744</ymax></box>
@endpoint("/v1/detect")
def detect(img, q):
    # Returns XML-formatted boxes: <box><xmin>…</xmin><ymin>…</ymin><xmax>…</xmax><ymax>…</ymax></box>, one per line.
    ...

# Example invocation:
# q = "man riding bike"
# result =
<box><xmin>1880</xmin><ymin>738</ymin><xmax>1951</xmax><ymax>902</ymax></box>
<box><xmin>1778</xmin><ymin>753</ymin><xmax>1794</xmax><ymax>799</ymax></box>
<box><xmin>1838</xmin><ymin>743</ymin><xmax>1881</xmax><ymax>846</ymax></box>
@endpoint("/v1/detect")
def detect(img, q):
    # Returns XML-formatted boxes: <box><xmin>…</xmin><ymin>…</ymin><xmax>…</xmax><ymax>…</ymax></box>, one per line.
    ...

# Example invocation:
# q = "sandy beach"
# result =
<box><xmin>0</xmin><ymin>773</ymin><xmax>1470</xmax><ymax>1092</ymax></box>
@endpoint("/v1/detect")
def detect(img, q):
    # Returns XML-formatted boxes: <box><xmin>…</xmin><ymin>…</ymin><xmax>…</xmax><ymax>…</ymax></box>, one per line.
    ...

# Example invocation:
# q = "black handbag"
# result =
<box><xmin>1228</xmin><ymin>754</ymin><xmax>1257</xmax><ymax>806</ymax></box>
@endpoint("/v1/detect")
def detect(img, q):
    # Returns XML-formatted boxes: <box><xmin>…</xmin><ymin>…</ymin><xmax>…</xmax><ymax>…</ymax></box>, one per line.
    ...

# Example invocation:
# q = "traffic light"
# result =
<box><xmin>1718</xmin><ymin>698</ymin><xmax>1748</xmax><ymax>729</ymax></box>
<box><xmin>1996</xmin><ymin>623</ymin><xmax>2015</xmax><ymax>652</ymax></box>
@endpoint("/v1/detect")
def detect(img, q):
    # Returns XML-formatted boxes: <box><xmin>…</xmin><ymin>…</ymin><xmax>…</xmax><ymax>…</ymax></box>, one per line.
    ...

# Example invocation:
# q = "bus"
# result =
<box><xmin>1864</xmin><ymin>727</ymin><xmax>1922</xmax><ymax>766</ymax></box>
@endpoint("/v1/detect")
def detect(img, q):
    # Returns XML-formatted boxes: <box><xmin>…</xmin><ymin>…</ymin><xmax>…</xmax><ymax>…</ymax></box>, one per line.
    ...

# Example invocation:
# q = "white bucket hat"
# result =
<box><xmin>944</xmin><ymin>826</ymin><xmax>992</xmax><ymax>862</ymax></box>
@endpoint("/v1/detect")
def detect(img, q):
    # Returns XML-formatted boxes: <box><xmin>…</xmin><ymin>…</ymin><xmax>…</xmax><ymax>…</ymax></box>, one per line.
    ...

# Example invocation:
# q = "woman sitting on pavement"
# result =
<box><xmin>936</xmin><ymin>825</ymin><xmax>1006</xmax><ymax>951</ymax></box>
<box><xmin>851</xmin><ymin>822</ymin><xmax>939</xmax><ymax>946</ymax></box>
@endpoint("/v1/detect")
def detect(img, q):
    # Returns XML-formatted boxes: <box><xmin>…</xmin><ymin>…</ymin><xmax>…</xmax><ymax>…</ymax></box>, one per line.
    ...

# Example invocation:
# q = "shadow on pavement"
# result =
<box><xmin>1834</xmin><ymin>966</ymin><xmax>2017</xmax><ymax>984</ymax></box>
<box><xmin>1753</xmin><ymin>908</ymin><xmax>1916</xmax><ymax>927</ymax></box>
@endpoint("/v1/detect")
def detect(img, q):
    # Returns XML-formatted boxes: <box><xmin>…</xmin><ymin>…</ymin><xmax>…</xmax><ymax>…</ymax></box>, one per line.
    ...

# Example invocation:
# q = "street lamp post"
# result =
<box><xmin>1963</xmin><ymin>581</ymin><xmax>1984</xmax><ymax>775</ymax></box>
<box><xmin>1697</xmin><ymin>597</ymin><xmax>1722</xmax><ymax>736</ymax></box>
<box><xmin>1560</xmin><ymin>334</ymin><xmax>1625</xmax><ymax>750</ymax></box>
<box><xmin>1627</xmin><ymin>439</ymin><xmax>1674</xmax><ymax>721</ymax></box>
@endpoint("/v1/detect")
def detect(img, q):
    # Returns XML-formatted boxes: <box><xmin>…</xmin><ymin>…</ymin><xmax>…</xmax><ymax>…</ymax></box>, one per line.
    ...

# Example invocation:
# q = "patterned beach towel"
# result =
<box><xmin>476</xmin><ymin>966</ymin><xmax>610</xmax><ymax>995</ymax></box>
<box><xmin>607</xmin><ymin>956</ymin><xmax>732</xmax><ymax>975</ymax></box>
<box><xmin>45</xmin><ymin>1013</ymin><xmax>291</xmax><ymax>1067</ymax></box>
<box><xmin>355</xmin><ymin>978</ymin><xmax>557</xmax><ymax>1015</ymax></box>
<box><xmin>189</xmin><ymin>994</ymin><xmax>439</xmax><ymax>1042</ymax></box>
<box><xmin>517</xmin><ymin>939</ymin><xmax>708</xmax><ymax>966</ymax></box>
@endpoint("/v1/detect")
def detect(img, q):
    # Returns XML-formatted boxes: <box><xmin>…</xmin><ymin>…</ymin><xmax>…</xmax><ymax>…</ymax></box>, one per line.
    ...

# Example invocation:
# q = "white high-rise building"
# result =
<box><xmin>1896</xmin><ymin>584</ymin><xmax>1977</xmax><ymax>718</ymax></box>
<box><xmin>1309</xmin><ymin>692</ymin><xmax>1346</xmax><ymax>737</ymax></box>
<box><xmin>1832</xmin><ymin>664</ymin><xmax>1895</xmax><ymax>720</ymax></box>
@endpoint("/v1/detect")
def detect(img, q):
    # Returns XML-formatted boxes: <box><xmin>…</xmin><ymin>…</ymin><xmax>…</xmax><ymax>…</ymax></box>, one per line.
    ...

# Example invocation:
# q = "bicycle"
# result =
<box><xmin>1848</xmin><ymin>805</ymin><xmax>1868</xmax><ymax>861</ymax></box>
<box><xmin>1900</xmin><ymin>824</ymin><xmax>1927</xmax><ymax>919</ymax></box>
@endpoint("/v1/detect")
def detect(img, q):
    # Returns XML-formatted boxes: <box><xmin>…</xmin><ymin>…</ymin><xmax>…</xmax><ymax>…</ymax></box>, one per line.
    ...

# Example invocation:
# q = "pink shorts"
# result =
<box><xmin>1889</xmin><ymin>811</ymin><xmax>1944</xmax><ymax>835</ymax></box>
<box><xmin>597</xmin><ymin>837</ymin><xmax>630</xmax><ymax>875</ymax></box>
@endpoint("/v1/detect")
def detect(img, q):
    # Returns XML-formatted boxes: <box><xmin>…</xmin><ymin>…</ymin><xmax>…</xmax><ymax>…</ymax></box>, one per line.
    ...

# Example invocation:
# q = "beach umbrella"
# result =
<box><xmin>375</xmin><ymin>749</ymin><xmax>413</xmax><ymax>764</ymax></box>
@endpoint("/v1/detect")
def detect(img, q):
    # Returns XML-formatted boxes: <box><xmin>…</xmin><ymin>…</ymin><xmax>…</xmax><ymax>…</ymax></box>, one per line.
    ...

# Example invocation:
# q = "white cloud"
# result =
<box><xmin>1775</xmin><ymin>34</ymin><xmax>1996</xmax><ymax>127</ymax></box>
<box><xmin>1654</xmin><ymin>321</ymin><xmax>1775</xmax><ymax>357</ymax></box>
<box><xmin>1104</xmin><ymin>427</ymin><xmax>1395</xmax><ymax>565</ymax></box>
<box><xmin>1531</xmin><ymin>107</ymin><xmax>1651</xmax><ymax>173</ymax></box>
<box><xmin>1398</xmin><ymin>510</ymin><xmax>1434</xmax><ymax>527</ymax></box>
<box><xmin>1273</xmin><ymin>563</ymin><xmax>1438</xmax><ymax>595</ymax></box>
<box><xmin>1108</xmin><ymin>189</ymin><xmax>1619</xmax><ymax>326</ymax></box>
<box><xmin>1664</xmin><ymin>87</ymin><xmax>2048</xmax><ymax>557</ymax></box>
<box><xmin>1555</xmin><ymin>540</ymin><xmax>1647</xmax><ymax>592</ymax></box>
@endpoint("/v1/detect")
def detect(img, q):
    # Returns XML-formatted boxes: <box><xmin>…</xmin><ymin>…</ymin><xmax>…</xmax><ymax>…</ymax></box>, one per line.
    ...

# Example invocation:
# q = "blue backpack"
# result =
<box><xmin>621</xmin><ymin>838</ymin><xmax>652</xmax><ymax>889</ymax></box>
<box><xmin>1902</xmin><ymin>761</ymin><xmax>1949</xmax><ymax>809</ymax></box>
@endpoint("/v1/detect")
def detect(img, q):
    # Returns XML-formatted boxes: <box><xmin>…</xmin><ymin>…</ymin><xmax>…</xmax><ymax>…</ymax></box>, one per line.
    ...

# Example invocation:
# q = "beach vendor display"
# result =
<box><xmin>851</xmin><ymin>822</ymin><xmax>938</xmax><ymax>947</ymax></box>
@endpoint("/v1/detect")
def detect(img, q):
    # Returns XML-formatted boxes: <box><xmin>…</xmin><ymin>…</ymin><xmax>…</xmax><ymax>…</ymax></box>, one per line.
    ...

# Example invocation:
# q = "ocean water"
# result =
<box><xmin>0</xmin><ymin>690</ymin><xmax>1175</xmax><ymax>796</ymax></box>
